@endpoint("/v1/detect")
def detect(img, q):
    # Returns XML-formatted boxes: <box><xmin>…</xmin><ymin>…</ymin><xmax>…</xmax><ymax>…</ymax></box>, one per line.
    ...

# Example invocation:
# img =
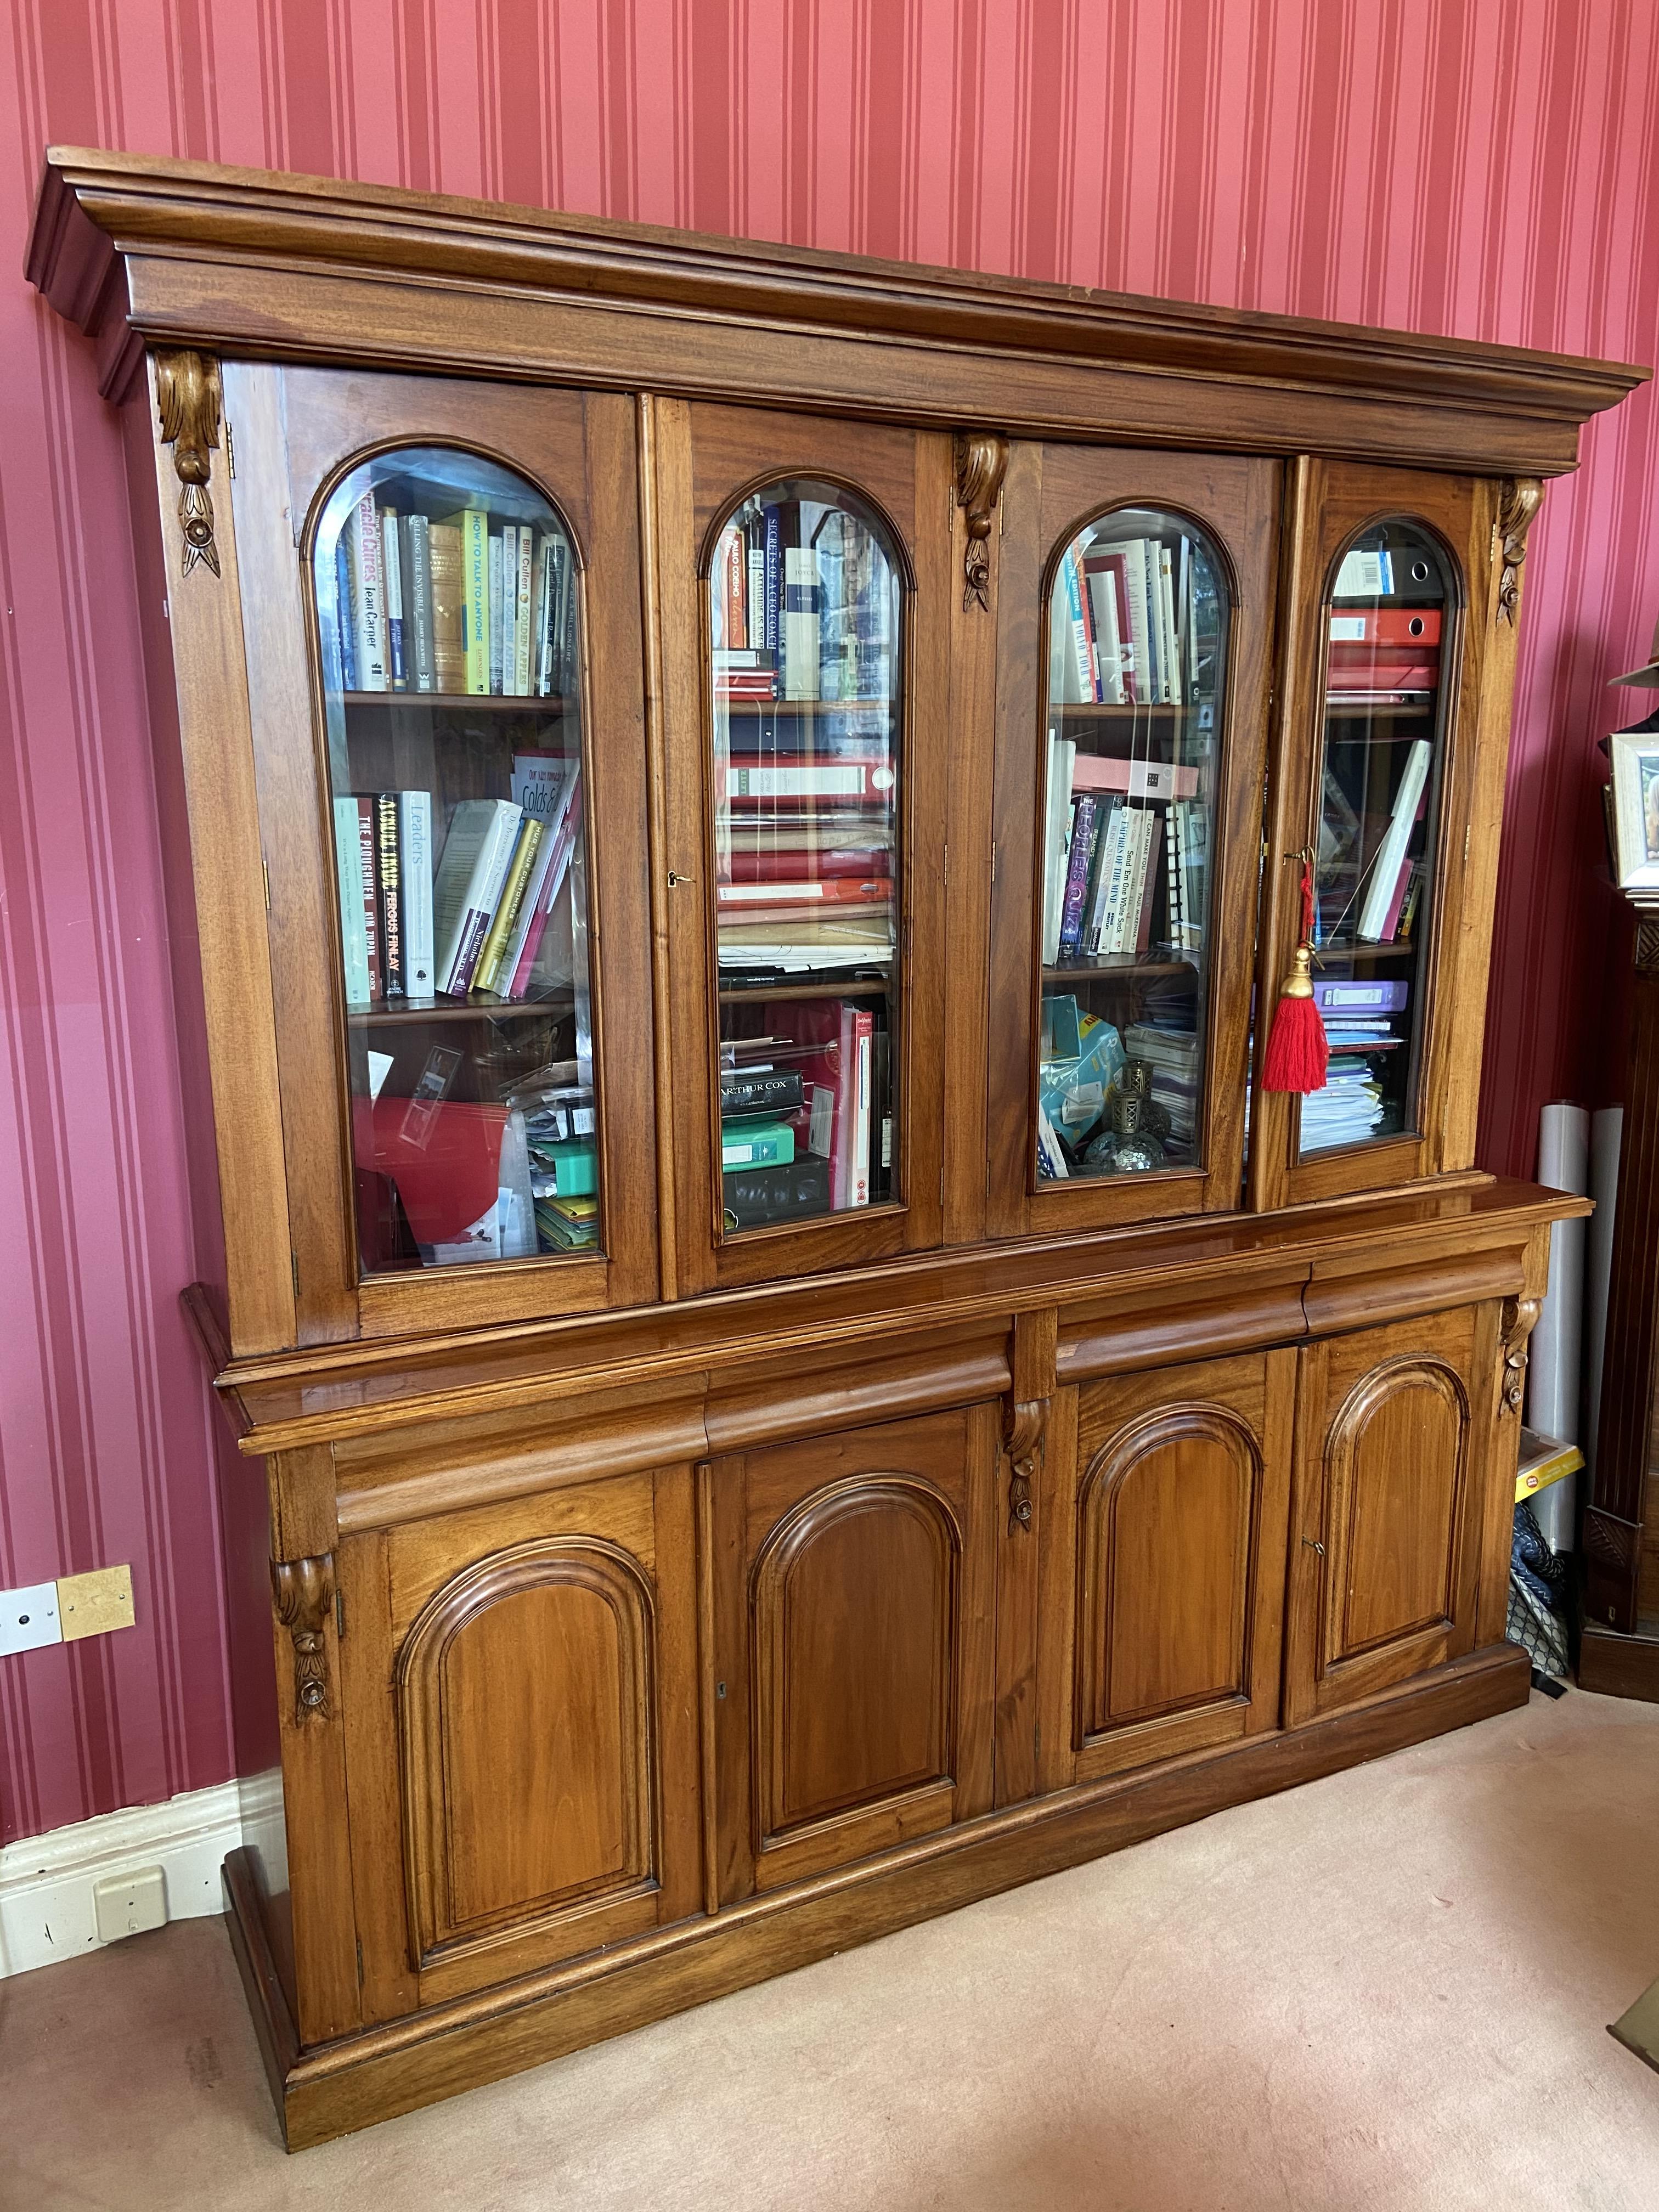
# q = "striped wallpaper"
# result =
<box><xmin>2</xmin><ymin>0</ymin><xmax>1656</xmax><ymax>1846</ymax></box>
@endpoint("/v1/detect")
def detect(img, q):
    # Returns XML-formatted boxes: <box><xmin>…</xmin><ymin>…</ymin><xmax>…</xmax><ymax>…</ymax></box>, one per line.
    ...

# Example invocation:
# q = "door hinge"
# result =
<box><xmin>356</xmin><ymin>1937</ymin><xmax>363</xmax><ymax>1985</ymax></box>
<box><xmin>224</xmin><ymin>419</ymin><xmax>235</xmax><ymax>479</ymax></box>
<box><xmin>291</xmin><ymin>1251</ymin><xmax>301</xmax><ymax>1300</ymax></box>
<box><xmin>1464</xmin><ymin>825</ymin><xmax>1471</xmax><ymax>865</ymax></box>
<box><xmin>943</xmin><ymin>842</ymin><xmax>950</xmax><ymax>887</ymax></box>
<box><xmin>335</xmin><ymin>1584</ymin><xmax>346</xmax><ymax>1639</ymax></box>
<box><xmin>262</xmin><ymin>859</ymin><xmax>271</xmax><ymax>912</ymax></box>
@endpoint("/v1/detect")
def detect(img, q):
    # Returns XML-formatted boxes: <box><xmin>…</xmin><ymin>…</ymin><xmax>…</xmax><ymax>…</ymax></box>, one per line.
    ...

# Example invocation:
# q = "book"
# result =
<box><xmin>1089</xmin><ymin>546</ymin><xmax>1152</xmax><ymax>704</ymax></box>
<box><xmin>1083</xmin><ymin>801</ymin><xmax>1129</xmax><ymax>955</ymax></box>
<box><xmin>440</xmin><ymin>506</ymin><xmax>490</xmax><ymax>695</ymax></box>
<box><xmin>746</xmin><ymin>542</ymin><xmax>766</xmax><ymax>651</ymax></box>
<box><xmin>1358</xmin><ymin>738</ymin><xmax>1432</xmax><ymax>940</ymax></box>
<box><xmin>836</xmin><ymin>1001</ymin><xmax>874</xmax><ymax>1206</ymax></box>
<box><xmin>345</xmin><ymin>492</ymin><xmax>388</xmax><ymax>691</ymax></box>
<box><xmin>1070</xmin><ymin>753</ymin><xmax>1200</xmax><ymax>800</ymax></box>
<box><xmin>489</xmin><ymin>528</ymin><xmax>506</xmax><ymax>695</ymax></box>
<box><xmin>472</xmin><ymin>816</ymin><xmax>544</xmax><ymax>995</ymax></box>
<box><xmin>1085</xmin><ymin>563</ymin><xmax>1128</xmax><ymax>703</ymax></box>
<box><xmin>333</xmin><ymin>795</ymin><xmax>372</xmax><ymax>1004</ymax></box>
<box><xmin>1312</xmin><ymin>977</ymin><xmax>1409</xmax><ymax>1013</ymax></box>
<box><xmin>782</xmin><ymin>546</ymin><xmax>821</xmax><ymax>702</ymax></box>
<box><xmin>432</xmin><ymin>797</ymin><xmax>523</xmax><ymax>994</ymax></box>
<box><xmin>531</xmin><ymin>533</ymin><xmax>554</xmax><ymax>695</ymax></box>
<box><xmin>1328</xmin><ymin>609</ymin><xmax>1442</xmax><ymax>646</ymax></box>
<box><xmin>1042</xmin><ymin>732</ymin><xmax>1077</xmax><ymax>963</ymax></box>
<box><xmin>720</xmin><ymin>1070</ymin><xmax>805</xmax><ymax>1116</ymax></box>
<box><xmin>428</xmin><ymin>522</ymin><xmax>467</xmax><ymax>692</ymax></box>
<box><xmin>374</xmin><ymin>792</ymin><xmax>404</xmax><ymax>994</ymax></box>
<box><xmin>716</xmin><ymin>878</ymin><xmax>891</xmax><ymax>914</ymax></box>
<box><xmin>401</xmin><ymin>514</ymin><xmax>436</xmax><ymax>692</ymax></box>
<box><xmin>514</xmin><ymin>524</ymin><xmax>534</xmax><ymax>696</ymax></box>
<box><xmin>721</xmin><ymin>844</ymin><xmax>891</xmax><ymax>884</ymax></box>
<box><xmin>397</xmin><ymin>791</ymin><xmax>435</xmax><ymax>997</ymax></box>
<box><xmin>723</xmin><ymin>1154</ymin><xmax>831</xmax><ymax>1228</ymax></box>
<box><xmin>1132</xmin><ymin>809</ymin><xmax>1165</xmax><ymax>953</ymax></box>
<box><xmin>1156</xmin><ymin>544</ymin><xmax>1182</xmax><ymax>705</ymax></box>
<box><xmin>1334</xmin><ymin>546</ymin><xmax>1393</xmax><ymax>596</ymax></box>
<box><xmin>718</xmin><ymin>757</ymin><xmax>895</xmax><ymax>806</ymax></box>
<box><xmin>762</xmin><ymin>506</ymin><xmax>781</xmax><ymax>651</ymax></box>
<box><xmin>349</xmin><ymin>795</ymin><xmax>382</xmax><ymax>997</ymax></box>
<box><xmin>379</xmin><ymin>507</ymin><xmax>407</xmax><ymax>691</ymax></box>
<box><xmin>505</xmin><ymin>766</ymin><xmax>583</xmax><ymax>997</ymax></box>
<box><xmin>721</xmin><ymin>1119</ymin><xmax>796</xmax><ymax>1170</ymax></box>
<box><xmin>1060</xmin><ymin>548</ymin><xmax>1096</xmax><ymax>702</ymax></box>
<box><xmin>1058</xmin><ymin>794</ymin><xmax>1101</xmax><ymax>956</ymax></box>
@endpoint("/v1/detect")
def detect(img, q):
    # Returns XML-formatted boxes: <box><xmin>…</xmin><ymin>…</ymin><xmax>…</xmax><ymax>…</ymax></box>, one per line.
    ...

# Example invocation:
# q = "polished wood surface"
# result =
<box><xmin>30</xmin><ymin>150</ymin><xmax>1645</xmax><ymax>473</ymax></box>
<box><xmin>26</xmin><ymin>147</ymin><xmax>1631</xmax><ymax>2147</ymax></box>
<box><xmin>1284</xmin><ymin>1308</ymin><xmax>1488</xmax><ymax>1726</ymax></box>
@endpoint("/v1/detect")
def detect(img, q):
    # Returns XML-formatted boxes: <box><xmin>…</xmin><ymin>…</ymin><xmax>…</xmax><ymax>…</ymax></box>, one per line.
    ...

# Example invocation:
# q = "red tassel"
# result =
<box><xmin>1261</xmin><ymin>860</ymin><xmax>1329</xmax><ymax>1096</ymax></box>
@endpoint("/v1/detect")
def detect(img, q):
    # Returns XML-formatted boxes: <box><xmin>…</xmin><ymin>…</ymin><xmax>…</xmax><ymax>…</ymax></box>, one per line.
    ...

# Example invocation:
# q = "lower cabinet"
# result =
<box><xmin>1282</xmin><ymin>1306</ymin><xmax>1496</xmax><ymax>1725</ymax></box>
<box><xmin>703</xmin><ymin>1403</ymin><xmax>1001</xmax><ymax>1901</ymax></box>
<box><xmin>1038</xmin><ymin>1350</ymin><xmax>1297</xmax><ymax>1788</ymax></box>
<box><xmin>336</xmin><ymin>1468</ymin><xmax>702</xmax><ymax>2016</ymax></box>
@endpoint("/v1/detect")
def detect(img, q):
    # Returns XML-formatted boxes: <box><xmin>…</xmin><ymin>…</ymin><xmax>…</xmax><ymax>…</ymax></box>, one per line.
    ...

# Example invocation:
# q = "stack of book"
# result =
<box><xmin>1122</xmin><ymin>1022</ymin><xmax>1203</xmax><ymax>1148</ymax></box>
<box><xmin>1043</xmin><ymin>733</ymin><xmax>1203</xmax><ymax>964</ymax></box>
<box><xmin>334</xmin><ymin>489</ymin><xmax>578</xmax><ymax>698</ymax></box>
<box><xmin>718</xmin><ymin>1002</ymin><xmax>881</xmax><ymax>1224</ymax></box>
<box><xmin>711</xmin><ymin>495</ymin><xmax>895</xmax><ymax>704</ymax></box>
<box><xmin>715</xmin><ymin>729</ymin><xmax>896</xmax><ymax>974</ymax></box>
<box><xmin>333</xmin><ymin>752</ymin><xmax>582</xmax><ymax>1006</ymax></box>
<box><xmin>1326</xmin><ymin>605</ymin><xmax>1441</xmax><ymax>709</ymax></box>
<box><xmin>1300</xmin><ymin>1060</ymin><xmax>1386</xmax><ymax>1150</ymax></box>
<box><xmin>1051</xmin><ymin>532</ymin><xmax>1200</xmax><ymax>707</ymax></box>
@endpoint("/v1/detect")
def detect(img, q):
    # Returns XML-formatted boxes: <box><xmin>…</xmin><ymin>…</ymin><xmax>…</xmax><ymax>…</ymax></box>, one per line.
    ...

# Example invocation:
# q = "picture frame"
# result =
<box><xmin>1607</xmin><ymin>727</ymin><xmax>1659</xmax><ymax>890</ymax></box>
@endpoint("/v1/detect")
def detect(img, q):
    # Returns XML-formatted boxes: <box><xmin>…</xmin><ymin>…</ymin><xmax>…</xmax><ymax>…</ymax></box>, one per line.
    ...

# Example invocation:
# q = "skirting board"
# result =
<box><xmin>0</xmin><ymin>1768</ymin><xmax>283</xmax><ymax>1979</ymax></box>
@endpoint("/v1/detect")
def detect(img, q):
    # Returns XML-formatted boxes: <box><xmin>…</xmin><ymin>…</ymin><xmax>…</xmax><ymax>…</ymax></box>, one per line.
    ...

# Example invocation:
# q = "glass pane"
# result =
<box><xmin>314</xmin><ymin>447</ymin><xmax>599</xmax><ymax>1274</ymax></box>
<box><xmin>1036</xmin><ymin>509</ymin><xmax>1228</xmax><ymax>1183</ymax></box>
<box><xmin>708</xmin><ymin>480</ymin><xmax>902</xmax><ymax>1232</ymax></box>
<box><xmin>1301</xmin><ymin>520</ymin><xmax>1453</xmax><ymax>1158</ymax></box>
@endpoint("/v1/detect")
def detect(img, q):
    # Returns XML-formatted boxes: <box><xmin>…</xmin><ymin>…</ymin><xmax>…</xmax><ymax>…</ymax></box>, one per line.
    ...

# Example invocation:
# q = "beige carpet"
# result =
<box><xmin>5</xmin><ymin>1688</ymin><xmax>1659</xmax><ymax>2210</ymax></box>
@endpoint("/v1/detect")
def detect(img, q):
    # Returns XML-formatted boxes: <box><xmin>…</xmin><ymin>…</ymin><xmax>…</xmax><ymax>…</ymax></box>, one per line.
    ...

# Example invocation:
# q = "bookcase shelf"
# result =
<box><xmin>718</xmin><ymin>974</ymin><xmax>892</xmax><ymax>1004</ymax></box>
<box><xmin>1042</xmin><ymin>957</ymin><xmax>1199</xmax><ymax>986</ymax></box>
<box><xmin>715</xmin><ymin>697</ymin><xmax>895</xmax><ymax>719</ymax></box>
<box><xmin>342</xmin><ymin>692</ymin><xmax>572</xmax><ymax>714</ymax></box>
<box><xmin>347</xmin><ymin>991</ymin><xmax>573</xmax><ymax>1026</ymax></box>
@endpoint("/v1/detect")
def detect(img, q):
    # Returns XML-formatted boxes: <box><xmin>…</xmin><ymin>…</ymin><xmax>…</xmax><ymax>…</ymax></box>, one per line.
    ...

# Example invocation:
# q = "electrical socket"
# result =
<box><xmin>58</xmin><ymin>1564</ymin><xmax>134</xmax><ymax>1641</ymax></box>
<box><xmin>0</xmin><ymin>1580</ymin><xmax>63</xmax><ymax>1657</ymax></box>
<box><xmin>92</xmin><ymin>1866</ymin><xmax>168</xmax><ymax>1944</ymax></box>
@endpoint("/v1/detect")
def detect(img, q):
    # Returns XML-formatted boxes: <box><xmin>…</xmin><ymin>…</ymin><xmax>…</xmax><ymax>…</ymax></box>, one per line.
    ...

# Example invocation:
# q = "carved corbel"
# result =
<box><xmin>1496</xmin><ymin>478</ymin><xmax>1543</xmax><ymax>627</ymax></box>
<box><xmin>1499</xmin><ymin>1295</ymin><xmax>1543</xmax><ymax>1416</ymax></box>
<box><xmin>272</xmin><ymin>1554</ymin><xmax>335</xmax><ymax>1723</ymax></box>
<box><xmin>954</xmin><ymin>431</ymin><xmax>1009</xmax><ymax>611</ymax></box>
<box><xmin>1004</xmin><ymin>1397</ymin><xmax>1047</xmax><ymax>1534</ymax></box>
<box><xmin>154</xmin><ymin>349</ymin><xmax>223</xmax><ymax>577</ymax></box>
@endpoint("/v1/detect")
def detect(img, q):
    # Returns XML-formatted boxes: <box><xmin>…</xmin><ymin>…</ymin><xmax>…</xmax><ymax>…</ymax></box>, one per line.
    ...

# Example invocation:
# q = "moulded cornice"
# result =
<box><xmin>26</xmin><ymin>146</ymin><xmax>1650</xmax><ymax>472</ymax></box>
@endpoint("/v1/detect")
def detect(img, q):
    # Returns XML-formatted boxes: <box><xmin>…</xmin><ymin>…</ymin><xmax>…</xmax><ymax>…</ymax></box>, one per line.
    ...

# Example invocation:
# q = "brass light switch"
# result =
<box><xmin>57</xmin><ymin>1565</ymin><xmax>135</xmax><ymax>1641</ymax></box>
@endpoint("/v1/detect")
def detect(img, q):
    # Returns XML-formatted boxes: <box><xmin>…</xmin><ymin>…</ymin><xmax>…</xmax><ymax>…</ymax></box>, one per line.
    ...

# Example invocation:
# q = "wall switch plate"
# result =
<box><xmin>92</xmin><ymin>1865</ymin><xmax>168</xmax><ymax>1944</ymax></box>
<box><xmin>0</xmin><ymin>1581</ymin><xmax>63</xmax><ymax>1657</ymax></box>
<box><xmin>57</xmin><ymin>1564</ymin><xmax>134</xmax><ymax>1641</ymax></box>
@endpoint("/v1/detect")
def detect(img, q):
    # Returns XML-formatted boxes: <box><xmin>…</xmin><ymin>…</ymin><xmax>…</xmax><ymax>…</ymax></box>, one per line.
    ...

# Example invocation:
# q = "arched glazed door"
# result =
<box><xmin>987</xmin><ymin>444</ymin><xmax>1282</xmax><ymax>1238</ymax></box>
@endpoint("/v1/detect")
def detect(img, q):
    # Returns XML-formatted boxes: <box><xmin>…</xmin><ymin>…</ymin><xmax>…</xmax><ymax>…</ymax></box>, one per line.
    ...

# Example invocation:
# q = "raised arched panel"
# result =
<box><xmin>398</xmin><ymin>1536</ymin><xmax>656</xmax><ymax>1964</ymax></box>
<box><xmin>1076</xmin><ymin>1406</ymin><xmax>1260</xmax><ymax>1744</ymax></box>
<box><xmin>1325</xmin><ymin>1357</ymin><xmax>1469</xmax><ymax>1663</ymax></box>
<box><xmin>752</xmin><ymin>1475</ymin><xmax>960</xmax><ymax>1843</ymax></box>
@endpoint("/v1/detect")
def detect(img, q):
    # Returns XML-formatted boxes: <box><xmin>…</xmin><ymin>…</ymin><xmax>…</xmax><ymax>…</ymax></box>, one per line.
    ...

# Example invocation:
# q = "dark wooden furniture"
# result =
<box><xmin>27</xmin><ymin>147</ymin><xmax>1645</xmax><ymax>2149</ymax></box>
<box><xmin>1582</xmin><ymin>877</ymin><xmax>1659</xmax><ymax>1697</ymax></box>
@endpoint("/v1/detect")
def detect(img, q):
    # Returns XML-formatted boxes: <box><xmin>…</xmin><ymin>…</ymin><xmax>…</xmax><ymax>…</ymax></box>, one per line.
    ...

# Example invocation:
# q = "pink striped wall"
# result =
<box><xmin>2</xmin><ymin>1</ymin><xmax>1656</xmax><ymax>1846</ymax></box>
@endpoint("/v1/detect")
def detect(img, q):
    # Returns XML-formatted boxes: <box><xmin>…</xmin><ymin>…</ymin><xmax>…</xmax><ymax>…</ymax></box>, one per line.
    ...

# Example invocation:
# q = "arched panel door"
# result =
<box><xmin>332</xmin><ymin>1468</ymin><xmax>701</xmax><ymax>2019</ymax></box>
<box><xmin>1284</xmin><ymin>1307</ymin><xmax>1495</xmax><ymax>1725</ymax></box>
<box><xmin>705</xmin><ymin>1403</ymin><xmax>1000</xmax><ymax>1900</ymax></box>
<box><xmin>1036</xmin><ymin>1351</ymin><xmax>1295</xmax><ymax>1793</ymax></box>
<box><xmin>657</xmin><ymin>402</ymin><xmax>950</xmax><ymax>1295</ymax></box>
<box><xmin>987</xmin><ymin>446</ymin><xmax>1281</xmax><ymax>1239</ymax></box>
<box><xmin>1252</xmin><ymin>460</ymin><xmax>1506</xmax><ymax>1212</ymax></box>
